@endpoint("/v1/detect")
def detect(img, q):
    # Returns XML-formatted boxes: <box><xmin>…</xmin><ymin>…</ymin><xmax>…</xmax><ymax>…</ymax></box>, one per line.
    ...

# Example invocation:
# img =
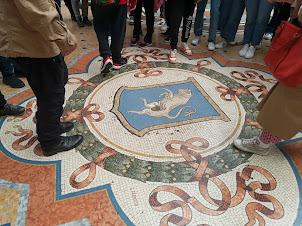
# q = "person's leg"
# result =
<box><xmin>71</xmin><ymin>0</ymin><xmax>84</xmax><ymax>26</ymax></box>
<box><xmin>81</xmin><ymin>0</ymin><xmax>89</xmax><ymax>17</ymax></box>
<box><xmin>181</xmin><ymin>0</ymin><xmax>195</xmax><ymax>43</ymax></box>
<box><xmin>168</xmin><ymin>0</ymin><xmax>185</xmax><ymax>50</ymax></box>
<box><xmin>250</xmin><ymin>0</ymin><xmax>273</xmax><ymax>46</ymax></box>
<box><xmin>219</xmin><ymin>0</ymin><xmax>233</xmax><ymax>32</ymax></box>
<box><xmin>0</xmin><ymin>56</ymin><xmax>25</xmax><ymax>88</ymax></box>
<box><xmin>194</xmin><ymin>0</ymin><xmax>207</xmax><ymax>37</ymax></box>
<box><xmin>133</xmin><ymin>0</ymin><xmax>143</xmax><ymax>39</ymax></box>
<box><xmin>0</xmin><ymin>89</ymin><xmax>25</xmax><ymax>116</ymax></box>
<box><xmin>244</xmin><ymin>0</ymin><xmax>260</xmax><ymax>45</ymax></box>
<box><xmin>208</xmin><ymin>0</ymin><xmax>222</xmax><ymax>43</ymax></box>
<box><xmin>111</xmin><ymin>4</ymin><xmax>127</xmax><ymax>62</ymax></box>
<box><xmin>274</xmin><ymin>3</ymin><xmax>291</xmax><ymax>34</ymax></box>
<box><xmin>221</xmin><ymin>0</ymin><xmax>245</xmax><ymax>42</ymax></box>
<box><xmin>143</xmin><ymin>0</ymin><xmax>155</xmax><ymax>43</ymax></box>
<box><xmin>265</xmin><ymin>3</ymin><xmax>281</xmax><ymax>34</ymax></box>
<box><xmin>94</xmin><ymin>23</ymin><xmax>111</xmax><ymax>60</ymax></box>
<box><xmin>14</xmin><ymin>56</ymin><xmax>65</xmax><ymax>148</ymax></box>
<box><xmin>64</xmin><ymin>0</ymin><xmax>76</xmax><ymax>20</ymax></box>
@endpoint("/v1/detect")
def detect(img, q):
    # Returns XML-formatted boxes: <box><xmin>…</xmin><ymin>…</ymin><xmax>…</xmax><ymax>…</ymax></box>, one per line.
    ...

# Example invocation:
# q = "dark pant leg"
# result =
<box><xmin>143</xmin><ymin>0</ymin><xmax>155</xmax><ymax>43</ymax></box>
<box><xmin>266</xmin><ymin>3</ymin><xmax>281</xmax><ymax>33</ymax></box>
<box><xmin>274</xmin><ymin>3</ymin><xmax>291</xmax><ymax>33</ymax></box>
<box><xmin>12</xmin><ymin>55</ymin><xmax>67</xmax><ymax>148</ymax></box>
<box><xmin>64</xmin><ymin>0</ymin><xmax>76</xmax><ymax>18</ymax></box>
<box><xmin>92</xmin><ymin>3</ymin><xmax>112</xmax><ymax>59</ymax></box>
<box><xmin>181</xmin><ymin>0</ymin><xmax>195</xmax><ymax>43</ymax></box>
<box><xmin>111</xmin><ymin>5</ymin><xmax>127</xmax><ymax>62</ymax></box>
<box><xmin>0</xmin><ymin>91</ymin><xmax>6</xmax><ymax>109</ymax></box>
<box><xmin>165</xmin><ymin>0</ymin><xmax>170</xmax><ymax>27</ymax></box>
<box><xmin>0</xmin><ymin>56</ymin><xmax>14</xmax><ymax>79</ymax></box>
<box><xmin>133</xmin><ymin>0</ymin><xmax>143</xmax><ymax>39</ymax></box>
<box><xmin>168</xmin><ymin>0</ymin><xmax>185</xmax><ymax>49</ymax></box>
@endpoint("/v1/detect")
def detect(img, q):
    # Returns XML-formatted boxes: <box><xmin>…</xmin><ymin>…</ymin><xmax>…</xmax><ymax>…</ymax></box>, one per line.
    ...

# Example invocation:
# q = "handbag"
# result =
<box><xmin>264</xmin><ymin>21</ymin><xmax>302</xmax><ymax>87</ymax></box>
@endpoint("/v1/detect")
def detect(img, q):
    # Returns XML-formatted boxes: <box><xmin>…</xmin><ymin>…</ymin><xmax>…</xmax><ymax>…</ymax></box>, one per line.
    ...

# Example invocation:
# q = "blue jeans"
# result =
<box><xmin>244</xmin><ymin>0</ymin><xmax>274</xmax><ymax>46</ymax></box>
<box><xmin>221</xmin><ymin>0</ymin><xmax>245</xmax><ymax>42</ymax></box>
<box><xmin>219</xmin><ymin>0</ymin><xmax>233</xmax><ymax>29</ymax></box>
<box><xmin>0</xmin><ymin>56</ymin><xmax>14</xmax><ymax>78</ymax></box>
<box><xmin>194</xmin><ymin>0</ymin><xmax>221</xmax><ymax>43</ymax></box>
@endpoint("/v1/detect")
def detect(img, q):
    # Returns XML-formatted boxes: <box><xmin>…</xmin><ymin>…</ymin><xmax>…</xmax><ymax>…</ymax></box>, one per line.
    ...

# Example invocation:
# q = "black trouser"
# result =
<box><xmin>12</xmin><ymin>54</ymin><xmax>68</xmax><ymax>148</ymax></box>
<box><xmin>168</xmin><ymin>0</ymin><xmax>195</xmax><ymax>49</ymax></box>
<box><xmin>64</xmin><ymin>0</ymin><xmax>76</xmax><ymax>19</ymax></box>
<box><xmin>92</xmin><ymin>3</ymin><xmax>127</xmax><ymax>61</ymax></box>
<box><xmin>133</xmin><ymin>0</ymin><xmax>154</xmax><ymax>43</ymax></box>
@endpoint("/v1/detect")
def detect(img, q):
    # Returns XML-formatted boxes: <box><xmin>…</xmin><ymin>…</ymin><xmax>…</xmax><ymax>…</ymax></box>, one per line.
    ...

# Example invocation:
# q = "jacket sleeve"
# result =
<box><xmin>14</xmin><ymin>0</ymin><xmax>76</xmax><ymax>53</ymax></box>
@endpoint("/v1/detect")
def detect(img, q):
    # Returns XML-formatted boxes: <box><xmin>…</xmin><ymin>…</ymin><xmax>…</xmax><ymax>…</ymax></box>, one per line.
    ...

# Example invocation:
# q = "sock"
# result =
<box><xmin>259</xmin><ymin>129</ymin><xmax>281</xmax><ymax>146</ymax></box>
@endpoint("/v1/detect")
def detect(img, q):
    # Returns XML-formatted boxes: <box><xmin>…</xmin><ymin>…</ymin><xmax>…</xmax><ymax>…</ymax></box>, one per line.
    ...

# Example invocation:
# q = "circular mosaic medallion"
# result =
<box><xmin>64</xmin><ymin>61</ymin><xmax>262</xmax><ymax>183</ymax></box>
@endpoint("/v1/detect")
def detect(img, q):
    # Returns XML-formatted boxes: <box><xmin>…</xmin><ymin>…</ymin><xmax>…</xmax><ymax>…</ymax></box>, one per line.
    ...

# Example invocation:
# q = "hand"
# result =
<box><xmin>62</xmin><ymin>43</ymin><xmax>77</xmax><ymax>57</ymax></box>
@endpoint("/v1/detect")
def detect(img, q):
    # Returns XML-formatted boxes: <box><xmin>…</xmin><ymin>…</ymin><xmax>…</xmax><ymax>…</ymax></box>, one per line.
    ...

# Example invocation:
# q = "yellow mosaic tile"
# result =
<box><xmin>0</xmin><ymin>187</ymin><xmax>20</xmax><ymax>225</ymax></box>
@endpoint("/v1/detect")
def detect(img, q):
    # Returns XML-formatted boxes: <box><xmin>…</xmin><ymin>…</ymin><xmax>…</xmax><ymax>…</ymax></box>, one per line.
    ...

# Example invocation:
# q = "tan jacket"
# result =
<box><xmin>0</xmin><ymin>0</ymin><xmax>76</xmax><ymax>58</ymax></box>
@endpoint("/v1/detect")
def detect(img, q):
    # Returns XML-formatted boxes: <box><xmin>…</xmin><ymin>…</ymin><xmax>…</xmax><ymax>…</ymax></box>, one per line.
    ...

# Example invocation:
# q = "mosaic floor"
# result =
<box><xmin>0</xmin><ymin>5</ymin><xmax>302</xmax><ymax>226</ymax></box>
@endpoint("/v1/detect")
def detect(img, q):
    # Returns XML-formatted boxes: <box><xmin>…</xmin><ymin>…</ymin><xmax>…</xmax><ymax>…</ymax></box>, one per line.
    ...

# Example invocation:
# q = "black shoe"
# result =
<box><xmin>164</xmin><ymin>37</ymin><xmax>171</xmax><ymax>43</ymax></box>
<box><xmin>139</xmin><ymin>41</ymin><xmax>152</xmax><ymax>47</ymax></box>
<box><xmin>76</xmin><ymin>17</ymin><xmax>84</xmax><ymax>27</ymax></box>
<box><xmin>42</xmin><ymin>135</ymin><xmax>83</xmax><ymax>157</ymax></box>
<box><xmin>59</xmin><ymin>122</ymin><xmax>74</xmax><ymax>134</ymax></box>
<box><xmin>130</xmin><ymin>37</ymin><xmax>139</xmax><ymax>46</ymax></box>
<box><xmin>161</xmin><ymin>30</ymin><xmax>169</xmax><ymax>36</ymax></box>
<box><xmin>0</xmin><ymin>104</ymin><xmax>25</xmax><ymax>117</ymax></box>
<box><xmin>3</xmin><ymin>77</ymin><xmax>25</xmax><ymax>88</ymax></box>
<box><xmin>71</xmin><ymin>16</ymin><xmax>77</xmax><ymax>22</ymax></box>
<box><xmin>113</xmin><ymin>57</ymin><xmax>127</xmax><ymax>70</ymax></box>
<box><xmin>83</xmin><ymin>17</ymin><xmax>92</xmax><ymax>26</ymax></box>
<box><xmin>101</xmin><ymin>57</ymin><xmax>113</xmax><ymax>74</ymax></box>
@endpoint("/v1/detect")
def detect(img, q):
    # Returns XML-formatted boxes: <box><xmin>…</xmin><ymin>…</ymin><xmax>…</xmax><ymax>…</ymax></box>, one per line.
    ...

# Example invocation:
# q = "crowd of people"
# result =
<box><xmin>0</xmin><ymin>0</ymin><xmax>301</xmax><ymax>157</ymax></box>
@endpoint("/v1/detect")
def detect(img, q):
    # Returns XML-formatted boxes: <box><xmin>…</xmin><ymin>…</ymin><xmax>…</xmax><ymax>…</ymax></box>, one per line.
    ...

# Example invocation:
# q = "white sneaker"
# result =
<box><xmin>181</xmin><ymin>42</ymin><xmax>193</xmax><ymax>56</ymax></box>
<box><xmin>239</xmin><ymin>44</ymin><xmax>250</xmax><ymax>57</ymax></box>
<box><xmin>263</xmin><ymin>32</ymin><xmax>273</xmax><ymax>40</ymax></box>
<box><xmin>191</xmin><ymin>36</ymin><xmax>201</xmax><ymax>45</ymax></box>
<box><xmin>161</xmin><ymin>23</ymin><xmax>168</xmax><ymax>31</ymax></box>
<box><xmin>129</xmin><ymin>16</ymin><xmax>134</xmax><ymax>25</ymax></box>
<box><xmin>234</xmin><ymin>137</ymin><xmax>270</xmax><ymax>156</ymax></box>
<box><xmin>236</xmin><ymin>38</ymin><xmax>244</xmax><ymax>45</ymax></box>
<box><xmin>208</xmin><ymin>42</ymin><xmax>215</xmax><ymax>51</ymax></box>
<box><xmin>215</xmin><ymin>38</ymin><xmax>228</xmax><ymax>49</ymax></box>
<box><xmin>228</xmin><ymin>41</ymin><xmax>236</xmax><ymax>46</ymax></box>
<box><xmin>169</xmin><ymin>49</ymin><xmax>177</xmax><ymax>63</ymax></box>
<box><xmin>245</xmin><ymin>46</ymin><xmax>256</xmax><ymax>59</ymax></box>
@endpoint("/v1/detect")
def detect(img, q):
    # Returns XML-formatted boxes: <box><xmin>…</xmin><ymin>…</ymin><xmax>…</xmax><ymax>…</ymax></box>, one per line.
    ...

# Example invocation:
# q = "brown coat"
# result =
<box><xmin>0</xmin><ymin>0</ymin><xmax>76</xmax><ymax>58</ymax></box>
<box><xmin>257</xmin><ymin>83</ymin><xmax>302</xmax><ymax>140</ymax></box>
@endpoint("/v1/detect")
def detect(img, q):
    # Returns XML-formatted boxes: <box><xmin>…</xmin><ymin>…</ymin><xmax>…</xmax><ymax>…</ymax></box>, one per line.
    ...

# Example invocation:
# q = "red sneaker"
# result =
<box><xmin>101</xmin><ymin>57</ymin><xmax>113</xmax><ymax>74</ymax></box>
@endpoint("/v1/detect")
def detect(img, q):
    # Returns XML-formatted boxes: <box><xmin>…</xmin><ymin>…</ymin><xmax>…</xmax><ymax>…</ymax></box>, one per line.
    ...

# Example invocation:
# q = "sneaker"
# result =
<box><xmin>139</xmin><ymin>41</ymin><xmax>152</xmax><ymax>47</ymax></box>
<box><xmin>181</xmin><ymin>42</ymin><xmax>192</xmax><ymax>56</ymax></box>
<box><xmin>228</xmin><ymin>41</ymin><xmax>236</xmax><ymax>46</ymax></box>
<box><xmin>263</xmin><ymin>32</ymin><xmax>273</xmax><ymax>40</ymax></box>
<box><xmin>83</xmin><ymin>16</ymin><xmax>92</xmax><ymax>26</ymax></box>
<box><xmin>131</xmin><ymin>37</ymin><xmax>139</xmax><ymax>46</ymax></box>
<box><xmin>164</xmin><ymin>37</ymin><xmax>171</xmax><ymax>43</ymax></box>
<box><xmin>239</xmin><ymin>44</ymin><xmax>250</xmax><ymax>57</ymax></box>
<box><xmin>0</xmin><ymin>103</ymin><xmax>25</xmax><ymax>117</ymax></box>
<box><xmin>3</xmin><ymin>76</ymin><xmax>25</xmax><ymax>88</ymax></box>
<box><xmin>113</xmin><ymin>57</ymin><xmax>128</xmax><ymax>70</ymax></box>
<box><xmin>76</xmin><ymin>17</ymin><xmax>84</xmax><ymax>27</ymax></box>
<box><xmin>161</xmin><ymin>23</ymin><xmax>168</xmax><ymax>31</ymax></box>
<box><xmin>129</xmin><ymin>15</ymin><xmax>134</xmax><ymax>25</ymax></box>
<box><xmin>161</xmin><ymin>30</ymin><xmax>169</xmax><ymax>36</ymax></box>
<box><xmin>245</xmin><ymin>46</ymin><xmax>256</xmax><ymax>59</ymax></box>
<box><xmin>256</xmin><ymin>42</ymin><xmax>262</xmax><ymax>50</ymax></box>
<box><xmin>191</xmin><ymin>36</ymin><xmax>201</xmax><ymax>46</ymax></box>
<box><xmin>169</xmin><ymin>49</ymin><xmax>177</xmax><ymax>63</ymax></box>
<box><xmin>71</xmin><ymin>16</ymin><xmax>77</xmax><ymax>22</ymax></box>
<box><xmin>234</xmin><ymin>137</ymin><xmax>270</xmax><ymax>156</ymax></box>
<box><xmin>215</xmin><ymin>38</ymin><xmax>228</xmax><ymax>49</ymax></box>
<box><xmin>208</xmin><ymin>42</ymin><xmax>215</xmax><ymax>51</ymax></box>
<box><xmin>101</xmin><ymin>57</ymin><xmax>113</xmax><ymax>74</ymax></box>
